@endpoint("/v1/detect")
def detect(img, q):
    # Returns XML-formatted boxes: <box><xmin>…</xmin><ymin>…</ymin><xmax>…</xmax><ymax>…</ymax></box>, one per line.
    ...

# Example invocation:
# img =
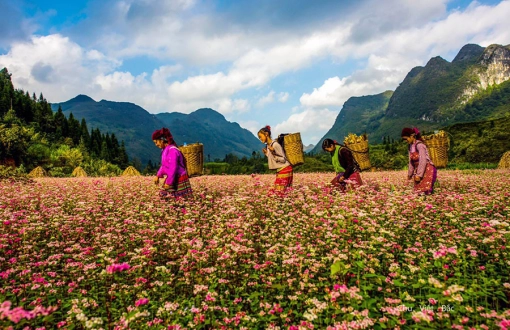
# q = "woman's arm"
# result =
<box><xmin>339</xmin><ymin>148</ymin><xmax>355</xmax><ymax>178</ymax></box>
<box><xmin>161</xmin><ymin>147</ymin><xmax>180</xmax><ymax>187</ymax></box>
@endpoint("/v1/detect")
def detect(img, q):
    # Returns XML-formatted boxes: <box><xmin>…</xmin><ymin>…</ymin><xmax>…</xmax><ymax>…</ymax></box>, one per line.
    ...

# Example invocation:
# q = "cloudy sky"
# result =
<box><xmin>1</xmin><ymin>0</ymin><xmax>509</xmax><ymax>145</ymax></box>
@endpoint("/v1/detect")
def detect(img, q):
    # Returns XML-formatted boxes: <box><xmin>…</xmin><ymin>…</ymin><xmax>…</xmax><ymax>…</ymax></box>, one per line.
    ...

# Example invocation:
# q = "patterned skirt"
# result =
<box><xmin>332</xmin><ymin>171</ymin><xmax>363</xmax><ymax>192</ymax></box>
<box><xmin>160</xmin><ymin>174</ymin><xmax>193</xmax><ymax>198</ymax></box>
<box><xmin>274</xmin><ymin>165</ymin><xmax>293</xmax><ymax>191</ymax></box>
<box><xmin>413</xmin><ymin>163</ymin><xmax>437</xmax><ymax>195</ymax></box>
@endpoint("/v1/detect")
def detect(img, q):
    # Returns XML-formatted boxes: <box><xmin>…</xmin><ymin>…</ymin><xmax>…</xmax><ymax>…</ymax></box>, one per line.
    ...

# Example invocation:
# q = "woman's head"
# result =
<box><xmin>322</xmin><ymin>138</ymin><xmax>338</xmax><ymax>153</ymax></box>
<box><xmin>258</xmin><ymin>125</ymin><xmax>272</xmax><ymax>143</ymax></box>
<box><xmin>401</xmin><ymin>127</ymin><xmax>421</xmax><ymax>144</ymax></box>
<box><xmin>152</xmin><ymin>128</ymin><xmax>175</xmax><ymax>148</ymax></box>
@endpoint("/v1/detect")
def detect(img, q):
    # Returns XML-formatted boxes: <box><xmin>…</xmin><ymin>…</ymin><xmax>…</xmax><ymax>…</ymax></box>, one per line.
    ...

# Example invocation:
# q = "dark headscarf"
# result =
<box><xmin>152</xmin><ymin>128</ymin><xmax>175</xmax><ymax>145</ymax></box>
<box><xmin>401</xmin><ymin>127</ymin><xmax>418</xmax><ymax>138</ymax></box>
<box><xmin>322</xmin><ymin>138</ymin><xmax>341</xmax><ymax>151</ymax></box>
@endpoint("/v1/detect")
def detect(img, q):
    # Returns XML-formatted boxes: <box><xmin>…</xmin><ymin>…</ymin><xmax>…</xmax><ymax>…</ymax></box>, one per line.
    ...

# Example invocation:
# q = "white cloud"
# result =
<box><xmin>233</xmin><ymin>98</ymin><xmax>250</xmax><ymax>112</ymax></box>
<box><xmin>151</xmin><ymin>65</ymin><xmax>182</xmax><ymax>86</ymax></box>
<box><xmin>1</xmin><ymin>0</ymin><xmax>509</xmax><ymax>134</ymax></box>
<box><xmin>301</xmin><ymin>0</ymin><xmax>510</xmax><ymax>108</ymax></box>
<box><xmin>300</xmin><ymin>54</ymin><xmax>410</xmax><ymax>108</ymax></box>
<box><xmin>0</xmin><ymin>34</ymin><xmax>120</xmax><ymax>99</ymax></box>
<box><xmin>278</xmin><ymin>92</ymin><xmax>289</xmax><ymax>103</ymax></box>
<box><xmin>274</xmin><ymin>108</ymin><xmax>338</xmax><ymax>145</ymax></box>
<box><xmin>257</xmin><ymin>90</ymin><xmax>275</xmax><ymax>107</ymax></box>
<box><xmin>0</xmin><ymin>34</ymin><xmax>248</xmax><ymax>114</ymax></box>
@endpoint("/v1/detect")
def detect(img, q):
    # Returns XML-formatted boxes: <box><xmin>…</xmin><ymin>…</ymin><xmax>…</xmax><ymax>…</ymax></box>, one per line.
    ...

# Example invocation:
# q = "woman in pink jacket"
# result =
<box><xmin>152</xmin><ymin>128</ymin><xmax>192</xmax><ymax>198</ymax></box>
<box><xmin>401</xmin><ymin>127</ymin><xmax>437</xmax><ymax>195</ymax></box>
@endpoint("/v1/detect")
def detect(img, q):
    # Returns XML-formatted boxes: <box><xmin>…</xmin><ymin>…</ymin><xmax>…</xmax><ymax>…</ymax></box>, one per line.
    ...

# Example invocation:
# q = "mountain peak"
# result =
<box><xmin>453</xmin><ymin>44</ymin><xmax>485</xmax><ymax>63</ymax></box>
<box><xmin>190</xmin><ymin>108</ymin><xmax>226</xmax><ymax>121</ymax></box>
<box><xmin>479</xmin><ymin>44</ymin><xmax>510</xmax><ymax>66</ymax></box>
<box><xmin>426</xmin><ymin>56</ymin><xmax>449</xmax><ymax>67</ymax></box>
<box><xmin>65</xmin><ymin>94</ymin><xmax>96</xmax><ymax>103</ymax></box>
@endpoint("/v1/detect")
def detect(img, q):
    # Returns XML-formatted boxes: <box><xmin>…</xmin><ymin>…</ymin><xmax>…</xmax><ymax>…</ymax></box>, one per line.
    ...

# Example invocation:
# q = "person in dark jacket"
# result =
<box><xmin>322</xmin><ymin>138</ymin><xmax>362</xmax><ymax>192</ymax></box>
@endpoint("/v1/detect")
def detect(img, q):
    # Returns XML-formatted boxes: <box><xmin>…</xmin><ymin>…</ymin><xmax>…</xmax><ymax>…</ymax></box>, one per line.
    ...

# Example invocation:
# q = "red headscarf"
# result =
<box><xmin>152</xmin><ymin>128</ymin><xmax>175</xmax><ymax>145</ymax></box>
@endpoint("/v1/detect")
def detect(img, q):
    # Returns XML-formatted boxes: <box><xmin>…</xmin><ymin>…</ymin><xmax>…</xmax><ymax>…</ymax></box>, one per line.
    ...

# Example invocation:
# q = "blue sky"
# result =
<box><xmin>1</xmin><ymin>0</ymin><xmax>509</xmax><ymax>145</ymax></box>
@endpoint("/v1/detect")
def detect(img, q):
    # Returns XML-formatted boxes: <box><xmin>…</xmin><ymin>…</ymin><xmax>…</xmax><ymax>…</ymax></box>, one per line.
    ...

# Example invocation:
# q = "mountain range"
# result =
<box><xmin>52</xmin><ymin>42</ymin><xmax>510</xmax><ymax>163</ymax></box>
<box><xmin>52</xmin><ymin>97</ymin><xmax>262</xmax><ymax>164</ymax></box>
<box><xmin>311</xmin><ymin>43</ymin><xmax>510</xmax><ymax>153</ymax></box>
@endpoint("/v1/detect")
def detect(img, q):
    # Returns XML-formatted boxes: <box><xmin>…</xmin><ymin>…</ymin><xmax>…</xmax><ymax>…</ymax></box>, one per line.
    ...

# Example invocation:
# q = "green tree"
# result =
<box><xmin>0</xmin><ymin>110</ymin><xmax>36</xmax><ymax>165</ymax></box>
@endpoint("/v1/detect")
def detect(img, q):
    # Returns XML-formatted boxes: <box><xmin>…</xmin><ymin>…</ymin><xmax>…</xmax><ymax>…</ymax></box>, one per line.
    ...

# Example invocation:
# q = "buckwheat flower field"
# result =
<box><xmin>1</xmin><ymin>170</ymin><xmax>510</xmax><ymax>329</ymax></box>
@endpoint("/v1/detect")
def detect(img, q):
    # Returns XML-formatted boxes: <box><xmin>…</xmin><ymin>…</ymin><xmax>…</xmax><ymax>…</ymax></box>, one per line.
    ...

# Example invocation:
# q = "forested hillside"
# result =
<box><xmin>0</xmin><ymin>68</ymin><xmax>129</xmax><ymax>176</ymax></box>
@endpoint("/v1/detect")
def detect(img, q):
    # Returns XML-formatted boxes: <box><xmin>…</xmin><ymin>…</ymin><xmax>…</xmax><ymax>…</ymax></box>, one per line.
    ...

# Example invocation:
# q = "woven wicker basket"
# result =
<box><xmin>422</xmin><ymin>131</ymin><xmax>449</xmax><ymax>169</ymax></box>
<box><xmin>179</xmin><ymin>143</ymin><xmax>204</xmax><ymax>177</ymax></box>
<box><xmin>283</xmin><ymin>133</ymin><xmax>305</xmax><ymax>166</ymax></box>
<box><xmin>344</xmin><ymin>134</ymin><xmax>371</xmax><ymax>171</ymax></box>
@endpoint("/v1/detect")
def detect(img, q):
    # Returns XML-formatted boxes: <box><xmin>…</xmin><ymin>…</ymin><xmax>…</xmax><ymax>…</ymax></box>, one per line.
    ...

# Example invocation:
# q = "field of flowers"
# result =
<box><xmin>1</xmin><ymin>170</ymin><xmax>510</xmax><ymax>329</ymax></box>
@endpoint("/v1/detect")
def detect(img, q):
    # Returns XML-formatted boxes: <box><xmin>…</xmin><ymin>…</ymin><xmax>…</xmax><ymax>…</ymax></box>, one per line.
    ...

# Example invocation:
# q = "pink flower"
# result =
<box><xmin>106</xmin><ymin>262</ymin><xmax>131</xmax><ymax>273</ymax></box>
<box><xmin>499</xmin><ymin>319</ymin><xmax>510</xmax><ymax>330</ymax></box>
<box><xmin>428</xmin><ymin>298</ymin><xmax>437</xmax><ymax>305</ymax></box>
<box><xmin>135</xmin><ymin>298</ymin><xmax>149</xmax><ymax>307</ymax></box>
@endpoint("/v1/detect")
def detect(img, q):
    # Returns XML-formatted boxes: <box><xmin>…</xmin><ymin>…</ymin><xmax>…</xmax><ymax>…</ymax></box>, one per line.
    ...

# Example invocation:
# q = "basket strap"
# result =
<box><xmin>270</xmin><ymin>141</ymin><xmax>292</xmax><ymax>165</ymax></box>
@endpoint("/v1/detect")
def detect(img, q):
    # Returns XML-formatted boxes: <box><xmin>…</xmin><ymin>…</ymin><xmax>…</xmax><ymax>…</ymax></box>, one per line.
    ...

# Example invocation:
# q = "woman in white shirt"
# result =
<box><xmin>258</xmin><ymin>125</ymin><xmax>293</xmax><ymax>192</ymax></box>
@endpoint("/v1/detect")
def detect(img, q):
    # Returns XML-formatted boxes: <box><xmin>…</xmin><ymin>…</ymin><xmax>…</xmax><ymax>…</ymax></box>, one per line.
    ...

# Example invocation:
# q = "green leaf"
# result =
<box><xmin>331</xmin><ymin>261</ymin><xmax>344</xmax><ymax>276</ymax></box>
<box><xmin>393</xmin><ymin>280</ymin><xmax>404</xmax><ymax>287</ymax></box>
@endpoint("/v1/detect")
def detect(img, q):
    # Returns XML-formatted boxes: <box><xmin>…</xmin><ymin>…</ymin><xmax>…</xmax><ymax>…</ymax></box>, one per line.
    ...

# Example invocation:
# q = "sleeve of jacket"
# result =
<box><xmin>339</xmin><ymin>148</ymin><xmax>355</xmax><ymax>179</ymax></box>
<box><xmin>415</xmin><ymin>143</ymin><xmax>428</xmax><ymax>178</ymax></box>
<box><xmin>408</xmin><ymin>151</ymin><xmax>415</xmax><ymax>178</ymax></box>
<box><xmin>163</xmin><ymin>147</ymin><xmax>181</xmax><ymax>187</ymax></box>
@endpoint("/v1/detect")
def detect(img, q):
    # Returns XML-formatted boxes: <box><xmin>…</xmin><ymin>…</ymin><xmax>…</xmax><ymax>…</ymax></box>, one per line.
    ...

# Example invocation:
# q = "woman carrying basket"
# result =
<box><xmin>152</xmin><ymin>128</ymin><xmax>193</xmax><ymax>198</ymax></box>
<box><xmin>322</xmin><ymin>138</ymin><xmax>362</xmax><ymax>192</ymax></box>
<box><xmin>401</xmin><ymin>127</ymin><xmax>437</xmax><ymax>195</ymax></box>
<box><xmin>258</xmin><ymin>125</ymin><xmax>293</xmax><ymax>192</ymax></box>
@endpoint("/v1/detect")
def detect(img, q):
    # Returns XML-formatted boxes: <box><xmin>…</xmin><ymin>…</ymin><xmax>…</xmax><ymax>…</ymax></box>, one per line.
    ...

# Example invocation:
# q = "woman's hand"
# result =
<box><xmin>163</xmin><ymin>184</ymin><xmax>170</xmax><ymax>190</ymax></box>
<box><xmin>154</xmin><ymin>176</ymin><xmax>160</xmax><ymax>185</ymax></box>
<box><xmin>262</xmin><ymin>147</ymin><xmax>267</xmax><ymax>155</ymax></box>
<box><xmin>414</xmin><ymin>176</ymin><xmax>422</xmax><ymax>182</ymax></box>
<box><xmin>338</xmin><ymin>176</ymin><xmax>345</xmax><ymax>182</ymax></box>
